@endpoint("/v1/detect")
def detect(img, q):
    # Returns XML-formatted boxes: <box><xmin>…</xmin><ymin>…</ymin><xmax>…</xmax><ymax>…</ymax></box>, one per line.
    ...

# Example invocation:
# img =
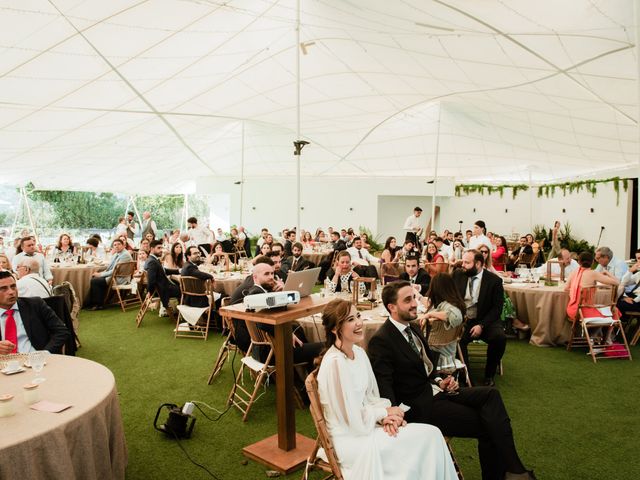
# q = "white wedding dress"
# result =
<box><xmin>317</xmin><ymin>345</ymin><xmax>458</xmax><ymax>480</ymax></box>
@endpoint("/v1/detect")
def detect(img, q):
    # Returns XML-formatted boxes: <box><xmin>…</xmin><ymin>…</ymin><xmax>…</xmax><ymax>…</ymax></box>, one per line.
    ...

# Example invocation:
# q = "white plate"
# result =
<box><xmin>1</xmin><ymin>367</ymin><xmax>26</xmax><ymax>375</ymax></box>
<box><xmin>23</xmin><ymin>360</ymin><xmax>46</xmax><ymax>368</ymax></box>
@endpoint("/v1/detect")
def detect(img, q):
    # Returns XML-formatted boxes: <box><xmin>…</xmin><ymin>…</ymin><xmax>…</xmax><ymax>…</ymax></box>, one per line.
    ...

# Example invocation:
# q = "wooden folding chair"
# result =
<box><xmin>227</xmin><ymin>320</ymin><xmax>276</xmax><ymax>421</ymax></box>
<box><xmin>302</xmin><ymin>370</ymin><xmax>344</xmax><ymax>480</ymax></box>
<box><xmin>627</xmin><ymin>312</ymin><xmax>640</xmax><ymax>346</ymax></box>
<box><xmin>103</xmin><ymin>261</ymin><xmax>138</xmax><ymax>312</ymax></box>
<box><xmin>425</xmin><ymin>261</ymin><xmax>449</xmax><ymax>277</ymax></box>
<box><xmin>235</xmin><ymin>238</ymin><xmax>248</xmax><ymax>258</ymax></box>
<box><xmin>174</xmin><ymin>276</ymin><xmax>214</xmax><ymax>340</ymax></box>
<box><xmin>381</xmin><ymin>262</ymin><xmax>400</xmax><ymax>285</ymax></box>
<box><xmin>567</xmin><ymin>285</ymin><xmax>632</xmax><ymax>362</ymax></box>
<box><xmin>427</xmin><ymin>321</ymin><xmax>471</xmax><ymax>387</ymax></box>
<box><xmin>444</xmin><ymin>437</ymin><xmax>465</xmax><ymax>480</ymax></box>
<box><xmin>207</xmin><ymin>298</ymin><xmax>240</xmax><ymax>383</ymax></box>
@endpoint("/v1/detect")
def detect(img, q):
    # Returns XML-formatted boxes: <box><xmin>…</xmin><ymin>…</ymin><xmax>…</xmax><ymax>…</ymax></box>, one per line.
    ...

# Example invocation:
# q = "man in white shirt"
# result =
<box><xmin>435</xmin><ymin>236</ymin><xmax>452</xmax><ymax>260</ymax></box>
<box><xmin>16</xmin><ymin>257</ymin><xmax>52</xmax><ymax>298</ymax></box>
<box><xmin>346</xmin><ymin>236</ymin><xmax>379</xmax><ymax>278</ymax></box>
<box><xmin>594</xmin><ymin>246</ymin><xmax>628</xmax><ymax>281</ymax></box>
<box><xmin>12</xmin><ymin>236</ymin><xmax>53</xmax><ymax>284</ymax></box>
<box><xmin>468</xmin><ymin>220</ymin><xmax>492</xmax><ymax>251</ymax></box>
<box><xmin>215</xmin><ymin>228</ymin><xmax>227</xmax><ymax>242</ymax></box>
<box><xmin>187</xmin><ymin>217</ymin><xmax>213</xmax><ymax>254</ymax></box>
<box><xmin>536</xmin><ymin>248</ymin><xmax>578</xmax><ymax>277</ymax></box>
<box><xmin>403</xmin><ymin>206</ymin><xmax>423</xmax><ymax>246</ymax></box>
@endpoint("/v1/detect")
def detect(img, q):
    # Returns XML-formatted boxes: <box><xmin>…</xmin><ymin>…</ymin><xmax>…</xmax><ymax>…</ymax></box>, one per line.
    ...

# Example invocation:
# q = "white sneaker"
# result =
<box><xmin>159</xmin><ymin>306</ymin><xmax>168</xmax><ymax>317</ymax></box>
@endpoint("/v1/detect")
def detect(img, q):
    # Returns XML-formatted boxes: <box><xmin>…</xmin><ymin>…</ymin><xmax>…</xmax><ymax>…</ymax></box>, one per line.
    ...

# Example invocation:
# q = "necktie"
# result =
<box><xmin>358</xmin><ymin>249</ymin><xmax>363</xmax><ymax>259</ymax></box>
<box><xmin>410</xmin><ymin>277</ymin><xmax>415</xmax><ymax>284</ymax></box>
<box><xmin>4</xmin><ymin>309</ymin><xmax>17</xmax><ymax>353</ymax></box>
<box><xmin>292</xmin><ymin>258</ymin><xmax>297</xmax><ymax>270</ymax></box>
<box><xmin>404</xmin><ymin>326</ymin><xmax>420</xmax><ymax>356</ymax></box>
<box><xmin>469</xmin><ymin>277</ymin><xmax>477</xmax><ymax>302</ymax></box>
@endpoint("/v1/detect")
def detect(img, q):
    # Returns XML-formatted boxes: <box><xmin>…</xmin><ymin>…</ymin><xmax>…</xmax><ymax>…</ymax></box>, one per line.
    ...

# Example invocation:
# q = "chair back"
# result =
<box><xmin>428</xmin><ymin>321</ymin><xmax>464</xmax><ymax>348</ymax></box>
<box><xmin>245</xmin><ymin>320</ymin><xmax>272</xmax><ymax>347</ymax></box>
<box><xmin>381</xmin><ymin>262</ymin><xmax>400</xmax><ymax>277</ymax></box>
<box><xmin>179</xmin><ymin>276</ymin><xmax>211</xmax><ymax>298</ymax></box>
<box><xmin>43</xmin><ymin>295</ymin><xmax>77</xmax><ymax>355</ymax></box>
<box><xmin>517</xmin><ymin>253</ymin><xmax>533</xmax><ymax>267</ymax></box>
<box><xmin>112</xmin><ymin>261</ymin><xmax>136</xmax><ymax>284</ymax></box>
<box><xmin>305</xmin><ymin>370</ymin><xmax>344</xmax><ymax>480</ymax></box>
<box><xmin>425</xmin><ymin>261</ymin><xmax>449</xmax><ymax>274</ymax></box>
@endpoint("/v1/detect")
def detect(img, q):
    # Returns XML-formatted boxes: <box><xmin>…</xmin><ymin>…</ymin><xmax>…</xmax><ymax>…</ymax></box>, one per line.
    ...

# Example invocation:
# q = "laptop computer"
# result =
<box><xmin>283</xmin><ymin>267</ymin><xmax>321</xmax><ymax>298</ymax></box>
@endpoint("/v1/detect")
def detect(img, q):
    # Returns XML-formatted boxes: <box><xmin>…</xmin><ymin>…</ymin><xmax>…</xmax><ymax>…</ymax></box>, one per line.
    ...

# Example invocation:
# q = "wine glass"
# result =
<box><xmin>29</xmin><ymin>351</ymin><xmax>46</xmax><ymax>384</ymax></box>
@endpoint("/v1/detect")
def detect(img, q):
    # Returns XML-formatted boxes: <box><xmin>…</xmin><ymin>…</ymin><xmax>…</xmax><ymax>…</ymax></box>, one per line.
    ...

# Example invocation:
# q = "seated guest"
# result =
<box><xmin>301</xmin><ymin>231</ymin><xmax>315</xmax><ymax>249</ymax></box>
<box><xmin>399</xmin><ymin>239</ymin><xmax>419</xmax><ymax>262</ymax></box>
<box><xmin>206</xmin><ymin>242</ymin><xmax>228</xmax><ymax>268</ymax></box>
<box><xmin>360</xmin><ymin>232</ymin><xmax>372</xmax><ymax>250</ymax></box>
<box><xmin>267</xmin><ymin>251</ymin><xmax>288</xmax><ymax>283</ymax></box>
<box><xmin>453</xmin><ymin>250</ymin><xmax>506</xmax><ymax>387</ymax></box>
<box><xmin>181</xmin><ymin>246</ymin><xmax>221</xmax><ymax>309</ymax></box>
<box><xmin>380</xmin><ymin>236</ymin><xmax>401</xmax><ymax>264</ymax></box>
<box><xmin>215</xmin><ymin>228</ymin><xmax>227</xmax><ymax>242</ymax></box>
<box><xmin>145</xmin><ymin>240</ymin><xmax>181</xmax><ymax>314</ymax></box>
<box><xmin>617</xmin><ymin>249</ymin><xmax>640</xmax><ymax>317</ymax></box>
<box><xmin>507</xmin><ymin>236</ymin><xmax>533</xmax><ymax>271</ymax></box>
<box><xmin>531</xmin><ymin>242</ymin><xmax>545</xmax><ymax>268</ymax></box>
<box><xmin>270</xmin><ymin>242</ymin><xmax>284</xmax><ymax>257</ymax></box>
<box><xmin>313</xmin><ymin>228</ymin><xmax>325</xmax><ymax>243</ymax></box>
<box><xmin>399</xmin><ymin>254</ymin><xmax>430</xmax><ymax>296</ymax></box>
<box><xmin>284</xmin><ymin>242</ymin><xmax>313</xmax><ymax>273</ymax></box>
<box><xmin>435</xmin><ymin>236</ymin><xmax>452</xmax><ymax>260</ymax></box>
<box><xmin>317</xmin><ymin>298</ymin><xmax>458</xmax><ymax>480</ymax></box>
<box><xmin>0</xmin><ymin>254</ymin><xmax>14</xmax><ymax>274</ymax></box>
<box><xmin>83</xmin><ymin>237</ymin><xmax>104</xmax><ymax>262</ymax></box>
<box><xmin>54</xmin><ymin>233</ymin><xmax>77</xmax><ymax>260</ymax></box>
<box><xmin>318</xmin><ymin>232</ymin><xmax>347</xmax><ymax>282</ymax></box>
<box><xmin>448</xmin><ymin>239</ymin><xmax>465</xmax><ymax>267</ymax></box>
<box><xmin>0</xmin><ymin>271</ymin><xmax>69</xmax><ymax>354</ymax></box>
<box><xmin>537</xmin><ymin>248</ymin><xmax>578</xmax><ymax>277</ymax></box>
<box><xmin>12</xmin><ymin>236</ymin><xmax>53</xmax><ymax>284</ymax></box>
<box><xmin>252</xmin><ymin>243</ymin><xmax>272</xmax><ymax>264</ymax></box>
<box><xmin>491</xmin><ymin>236</ymin><xmax>508</xmax><ymax>271</ymax></box>
<box><xmin>368</xmin><ymin>281</ymin><xmax>535</xmax><ymax>480</ymax></box>
<box><xmin>86</xmin><ymin>238</ymin><xmax>133</xmax><ymax>310</ymax></box>
<box><xmin>424</xmin><ymin>272</ymin><xmax>465</xmax><ymax>372</ymax></box>
<box><xmin>327</xmin><ymin>251</ymin><xmax>359</xmax><ymax>293</ymax></box>
<box><xmin>346</xmin><ymin>236</ymin><xmax>379</xmax><ymax>279</ymax></box>
<box><xmin>163</xmin><ymin>242</ymin><xmax>185</xmax><ymax>270</ymax></box>
<box><xmin>16</xmin><ymin>258</ymin><xmax>52</xmax><ymax>298</ymax></box>
<box><xmin>254</xmin><ymin>228</ymin><xmax>269</xmax><ymax>256</ymax></box>
<box><xmin>423</xmin><ymin>242</ymin><xmax>445</xmax><ymax>276</ymax></box>
<box><xmin>134</xmin><ymin>250</ymin><xmax>148</xmax><ymax>277</ymax></box>
<box><xmin>594</xmin><ymin>246</ymin><xmax>628</xmax><ymax>281</ymax></box>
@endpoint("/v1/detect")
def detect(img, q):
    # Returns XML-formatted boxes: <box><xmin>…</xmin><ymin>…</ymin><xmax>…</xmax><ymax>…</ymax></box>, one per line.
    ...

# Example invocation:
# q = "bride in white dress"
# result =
<box><xmin>316</xmin><ymin>299</ymin><xmax>458</xmax><ymax>480</ymax></box>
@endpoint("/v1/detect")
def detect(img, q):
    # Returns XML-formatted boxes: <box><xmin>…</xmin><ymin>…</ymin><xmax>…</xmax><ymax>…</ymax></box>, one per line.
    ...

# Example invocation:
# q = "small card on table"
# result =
<box><xmin>30</xmin><ymin>400</ymin><xmax>73</xmax><ymax>413</ymax></box>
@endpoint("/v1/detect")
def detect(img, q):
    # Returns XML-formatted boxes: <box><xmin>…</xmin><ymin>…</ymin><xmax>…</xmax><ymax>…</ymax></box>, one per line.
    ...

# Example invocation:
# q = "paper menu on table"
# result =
<box><xmin>30</xmin><ymin>400</ymin><xmax>72</xmax><ymax>413</ymax></box>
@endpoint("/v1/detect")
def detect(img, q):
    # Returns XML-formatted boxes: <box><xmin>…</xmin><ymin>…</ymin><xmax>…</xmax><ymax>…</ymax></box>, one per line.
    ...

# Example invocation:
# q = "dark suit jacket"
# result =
<box><xmin>180</xmin><ymin>261</ymin><xmax>213</xmax><ymax>307</ymax></box>
<box><xmin>145</xmin><ymin>255</ymin><xmax>179</xmax><ymax>305</ymax></box>
<box><xmin>332</xmin><ymin>240</ymin><xmax>347</xmax><ymax>252</ymax></box>
<box><xmin>399</xmin><ymin>269</ymin><xmax>431</xmax><ymax>295</ymax></box>
<box><xmin>1</xmin><ymin>297</ymin><xmax>70</xmax><ymax>353</ymax></box>
<box><xmin>283</xmin><ymin>240</ymin><xmax>293</xmax><ymax>258</ymax></box>
<box><xmin>283</xmin><ymin>255</ymin><xmax>313</xmax><ymax>273</ymax></box>
<box><xmin>452</xmin><ymin>268</ymin><xmax>504</xmax><ymax>328</ymax></box>
<box><xmin>368</xmin><ymin>319</ymin><xmax>440</xmax><ymax>423</ymax></box>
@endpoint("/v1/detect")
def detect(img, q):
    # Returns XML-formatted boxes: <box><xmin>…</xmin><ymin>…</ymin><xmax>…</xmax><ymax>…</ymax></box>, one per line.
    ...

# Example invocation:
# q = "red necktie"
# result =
<box><xmin>4</xmin><ymin>309</ymin><xmax>17</xmax><ymax>353</ymax></box>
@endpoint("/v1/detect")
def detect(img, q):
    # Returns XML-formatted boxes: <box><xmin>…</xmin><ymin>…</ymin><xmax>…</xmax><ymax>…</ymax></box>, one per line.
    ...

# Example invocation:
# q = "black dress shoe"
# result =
<box><xmin>484</xmin><ymin>377</ymin><xmax>495</xmax><ymax>387</ymax></box>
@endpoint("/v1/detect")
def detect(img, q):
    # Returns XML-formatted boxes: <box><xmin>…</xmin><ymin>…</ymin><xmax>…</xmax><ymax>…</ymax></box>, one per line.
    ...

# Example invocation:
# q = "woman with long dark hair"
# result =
<box><xmin>163</xmin><ymin>242</ymin><xmax>185</xmax><ymax>270</ymax></box>
<box><xmin>424</xmin><ymin>273</ymin><xmax>466</xmax><ymax>372</ymax></box>
<box><xmin>380</xmin><ymin>237</ymin><xmax>401</xmax><ymax>264</ymax></box>
<box><xmin>315</xmin><ymin>298</ymin><xmax>457</xmax><ymax>480</ymax></box>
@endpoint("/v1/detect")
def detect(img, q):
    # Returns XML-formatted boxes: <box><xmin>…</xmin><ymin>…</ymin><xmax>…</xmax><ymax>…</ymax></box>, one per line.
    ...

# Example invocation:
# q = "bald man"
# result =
<box><xmin>16</xmin><ymin>257</ymin><xmax>52</xmax><ymax>298</ymax></box>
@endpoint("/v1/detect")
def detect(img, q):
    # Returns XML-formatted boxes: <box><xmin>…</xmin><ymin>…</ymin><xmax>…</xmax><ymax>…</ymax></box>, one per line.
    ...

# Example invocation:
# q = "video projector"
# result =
<box><xmin>243</xmin><ymin>291</ymin><xmax>300</xmax><ymax>311</ymax></box>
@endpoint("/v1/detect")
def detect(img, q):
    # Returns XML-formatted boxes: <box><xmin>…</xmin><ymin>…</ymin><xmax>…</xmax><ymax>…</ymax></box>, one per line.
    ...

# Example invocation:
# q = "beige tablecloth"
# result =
<box><xmin>504</xmin><ymin>283</ymin><xmax>611</xmax><ymax>347</ymax></box>
<box><xmin>51</xmin><ymin>264</ymin><xmax>104</xmax><ymax>306</ymax></box>
<box><xmin>212</xmin><ymin>273</ymin><xmax>248</xmax><ymax>296</ymax></box>
<box><xmin>302</xmin><ymin>252</ymin><xmax>330</xmax><ymax>266</ymax></box>
<box><xmin>0</xmin><ymin>355</ymin><xmax>127</xmax><ymax>479</ymax></box>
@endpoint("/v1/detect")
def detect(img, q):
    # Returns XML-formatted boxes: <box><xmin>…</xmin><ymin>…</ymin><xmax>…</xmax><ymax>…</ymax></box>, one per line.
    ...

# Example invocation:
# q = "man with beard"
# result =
<box><xmin>368</xmin><ymin>281</ymin><xmax>534</xmax><ymax>480</ymax></box>
<box><xmin>453</xmin><ymin>250</ymin><xmax>506</xmax><ymax>387</ymax></box>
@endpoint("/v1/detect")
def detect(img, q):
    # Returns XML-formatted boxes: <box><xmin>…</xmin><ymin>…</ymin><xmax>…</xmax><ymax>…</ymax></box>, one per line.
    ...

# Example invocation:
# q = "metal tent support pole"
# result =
<box><xmin>240</xmin><ymin>121</ymin><xmax>245</xmax><ymax>228</ymax></box>
<box><xmin>295</xmin><ymin>0</ymin><xmax>301</xmax><ymax>241</ymax></box>
<box><xmin>22</xmin><ymin>187</ymin><xmax>40</xmax><ymax>246</ymax></box>
<box><xmin>431</xmin><ymin>105</ymin><xmax>441</xmax><ymax>234</ymax></box>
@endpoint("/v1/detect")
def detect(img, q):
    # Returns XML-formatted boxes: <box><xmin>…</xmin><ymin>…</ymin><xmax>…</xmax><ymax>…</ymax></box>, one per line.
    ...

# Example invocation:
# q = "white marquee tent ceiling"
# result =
<box><xmin>0</xmin><ymin>0</ymin><xmax>637</xmax><ymax>193</ymax></box>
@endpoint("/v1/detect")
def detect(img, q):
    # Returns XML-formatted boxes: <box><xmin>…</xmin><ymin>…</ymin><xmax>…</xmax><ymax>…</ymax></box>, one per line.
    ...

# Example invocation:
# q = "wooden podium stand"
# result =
<box><xmin>220</xmin><ymin>295</ymin><xmax>333</xmax><ymax>473</ymax></box>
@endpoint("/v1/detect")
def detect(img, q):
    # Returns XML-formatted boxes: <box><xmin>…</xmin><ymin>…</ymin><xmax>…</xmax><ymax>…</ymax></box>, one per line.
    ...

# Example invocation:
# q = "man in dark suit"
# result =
<box><xmin>283</xmin><ymin>242</ymin><xmax>314</xmax><ymax>273</ymax></box>
<box><xmin>507</xmin><ymin>237</ymin><xmax>533</xmax><ymax>271</ymax></box>
<box><xmin>180</xmin><ymin>246</ymin><xmax>214</xmax><ymax>308</ymax></box>
<box><xmin>318</xmin><ymin>231</ymin><xmax>347</xmax><ymax>282</ymax></box>
<box><xmin>453</xmin><ymin>250</ymin><xmax>506</xmax><ymax>386</ymax></box>
<box><xmin>399</xmin><ymin>253</ymin><xmax>430</xmax><ymax>295</ymax></box>
<box><xmin>0</xmin><ymin>271</ymin><xmax>69</xmax><ymax>354</ymax></box>
<box><xmin>283</xmin><ymin>230</ymin><xmax>296</xmax><ymax>258</ymax></box>
<box><xmin>368</xmin><ymin>281</ymin><xmax>534</xmax><ymax>480</ymax></box>
<box><xmin>145</xmin><ymin>240</ymin><xmax>181</xmax><ymax>313</ymax></box>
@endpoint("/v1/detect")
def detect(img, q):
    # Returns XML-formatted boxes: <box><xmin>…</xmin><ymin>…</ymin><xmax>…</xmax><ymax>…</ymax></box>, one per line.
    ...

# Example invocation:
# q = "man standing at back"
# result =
<box><xmin>187</xmin><ymin>217</ymin><xmax>213</xmax><ymax>255</ymax></box>
<box><xmin>141</xmin><ymin>211</ymin><xmax>158</xmax><ymax>240</ymax></box>
<box><xmin>368</xmin><ymin>281</ymin><xmax>534</xmax><ymax>480</ymax></box>
<box><xmin>403</xmin><ymin>206</ymin><xmax>423</xmax><ymax>246</ymax></box>
<box><xmin>453</xmin><ymin>250</ymin><xmax>506</xmax><ymax>387</ymax></box>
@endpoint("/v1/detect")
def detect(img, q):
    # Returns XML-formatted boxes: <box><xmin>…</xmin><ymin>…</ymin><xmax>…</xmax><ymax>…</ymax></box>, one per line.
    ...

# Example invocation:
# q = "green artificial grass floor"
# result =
<box><xmin>77</xmin><ymin>307</ymin><xmax>640</xmax><ymax>480</ymax></box>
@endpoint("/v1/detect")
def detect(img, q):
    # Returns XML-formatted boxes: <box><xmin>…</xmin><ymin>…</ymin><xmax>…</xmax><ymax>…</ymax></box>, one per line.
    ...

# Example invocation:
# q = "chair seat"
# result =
<box><xmin>583</xmin><ymin>317</ymin><xmax>616</xmax><ymax>325</ymax></box>
<box><xmin>176</xmin><ymin>305</ymin><xmax>209</xmax><ymax>326</ymax></box>
<box><xmin>241</xmin><ymin>356</ymin><xmax>270</xmax><ymax>373</ymax></box>
<box><xmin>112</xmin><ymin>284</ymin><xmax>134</xmax><ymax>290</ymax></box>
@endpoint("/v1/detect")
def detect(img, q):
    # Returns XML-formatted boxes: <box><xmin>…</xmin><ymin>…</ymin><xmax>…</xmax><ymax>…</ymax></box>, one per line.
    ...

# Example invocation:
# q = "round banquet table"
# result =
<box><xmin>504</xmin><ymin>282</ymin><xmax>612</xmax><ymax>347</ymax></box>
<box><xmin>211</xmin><ymin>272</ymin><xmax>248</xmax><ymax>296</ymax></box>
<box><xmin>302</xmin><ymin>252</ymin><xmax>330</xmax><ymax>266</ymax></box>
<box><xmin>0</xmin><ymin>355</ymin><xmax>127</xmax><ymax>479</ymax></box>
<box><xmin>51</xmin><ymin>263</ymin><xmax>105</xmax><ymax>307</ymax></box>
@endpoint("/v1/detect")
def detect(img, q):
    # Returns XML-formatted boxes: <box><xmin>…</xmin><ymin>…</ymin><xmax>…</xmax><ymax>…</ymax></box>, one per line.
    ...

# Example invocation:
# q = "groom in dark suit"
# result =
<box><xmin>368</xmin><ymin>281</ymin><xmax>534</xmax><ymax>480</ymax></box>
<box><xmin>453</xmin><ymin>250</ymin><xmax>506</xmax><ymax>386</ymax></box>
<box><xmin>0</xmin><ymin>271</ymin><xmax>69</xmax><ymax>354</ymax></box>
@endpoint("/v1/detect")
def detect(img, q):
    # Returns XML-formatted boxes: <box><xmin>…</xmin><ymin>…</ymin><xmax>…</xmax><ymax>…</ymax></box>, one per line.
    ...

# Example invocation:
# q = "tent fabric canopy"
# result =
<box><xmin>0</xmin><ymin>0</ymin><xmax>637</xmax><ymax>193</ymax></box>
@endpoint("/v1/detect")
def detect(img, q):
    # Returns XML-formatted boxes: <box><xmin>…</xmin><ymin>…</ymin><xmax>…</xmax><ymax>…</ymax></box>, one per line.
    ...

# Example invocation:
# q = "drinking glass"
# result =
<box><xmin>29</xmin><ymin>351</ymin><xmax>46</xmax><ymax>384</ymax></box>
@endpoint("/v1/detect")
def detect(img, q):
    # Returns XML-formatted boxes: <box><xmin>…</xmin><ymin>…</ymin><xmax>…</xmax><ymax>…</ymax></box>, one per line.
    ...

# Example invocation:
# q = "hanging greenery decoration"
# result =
<box><xmin>455</xmin><ymin>177</ymin><xmax>629</xmax><ymax>205</ymax></box>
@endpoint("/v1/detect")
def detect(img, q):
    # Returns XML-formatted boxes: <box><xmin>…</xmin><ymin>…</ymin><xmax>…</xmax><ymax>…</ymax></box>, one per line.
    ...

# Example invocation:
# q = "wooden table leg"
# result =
<box><xmin>274</xmin><ymin>321</ymin><xmax>295</xmax><ymax>450</ymax></box>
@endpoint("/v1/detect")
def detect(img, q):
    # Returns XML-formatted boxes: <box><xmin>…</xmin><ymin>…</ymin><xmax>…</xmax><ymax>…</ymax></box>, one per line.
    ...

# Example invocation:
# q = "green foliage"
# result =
<box><xmin>455</xmin><ymin>184</ymin><xmax>529</xmax><ymax>199</ymax></box>
<box><xmin>358</xmin><ymin>225</ymin><xmax>383</xmax><ymax>252</ymax></box>
<box><xmin>559</xmin><ymin>222</ymin><xmax>595</xmax><ymax>256</ymax></box>
<box><xmin>536</xmin><ymin>177</ymin><xmax>628</xmax><ymax>205</ymax></box>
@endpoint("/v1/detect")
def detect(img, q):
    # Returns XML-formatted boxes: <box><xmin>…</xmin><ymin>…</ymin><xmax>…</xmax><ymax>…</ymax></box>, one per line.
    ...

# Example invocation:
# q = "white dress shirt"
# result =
<box><xmin>0</xmin><ymin>303</ymin><xmax>35</xmax><ymax>353</ymax></box>
<box><xmin>346</xmin><ymin>246</ymin><xmax>378</xmax><ymax>266</ymax></box>
<box><xmin>189</xmin><ymin>226</ymin><xmax>212</xmax><ymax>246</ymax></box>
<box><xmin>403</xmin><ymin>214</ymin><xmax>422</xmax><ymax>232</ymax></box>
<box><xmin>12</xmin><ymin>252</ymin><xmax>52</xmax><ymax>282</ymax></box>
<box><xmin>468</xmin><ymin>235</ymin><xmax>492</xmax><ymax>251</ymax></box>
<box><xmin>17</xmin><ymin>273</ymin><xmax>52</xmax><ymax>298</ymax></box>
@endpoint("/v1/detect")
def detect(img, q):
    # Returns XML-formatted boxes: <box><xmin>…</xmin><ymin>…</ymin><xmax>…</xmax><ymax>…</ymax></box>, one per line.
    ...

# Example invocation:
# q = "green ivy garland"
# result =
<box><xmin>455</xmin><ymin>177</ymin><xmax>629</xmax><ymax>205</ymax></box>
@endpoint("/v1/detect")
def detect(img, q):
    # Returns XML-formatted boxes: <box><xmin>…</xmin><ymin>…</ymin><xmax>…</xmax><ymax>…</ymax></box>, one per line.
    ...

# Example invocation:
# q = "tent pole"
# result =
<box><xmin>130</xmin><ymin>197</ymin><xmax>143</xmax><ymax>238</ymax></box>
<box><xmin>9</xmin><ymin>190</ymin><xmax>22</xmax><ymax>241</ymax></box>
<box><xmin>22</xmin><ymin>187</ymin><xmax>39</xmax><ymax>247</ymax></box>
<box><xmin>636</xmin><ymin>0</ymin><xmax>640</xmax><ymax>249</ymax></box>
<box><xmin>431</xmin><ymin>105</ymin><xmax>441</xmax><ymax>235</ymax></box>
<box><xmin>295</xmin><ymin>0</ymin><xmax>301</xmax><ymax>241</ymax></box>
<box><xmin>123</xmin><ymin>196</ymin><xmax>131</xmax><ymax>217</ymax></box>
<box><xmin>528</xmin><ymin>167</ymin><xmax>533</xmax><ymax>231</ymax></box>
<box><xmin>240</xmin><ymin>121</ymin><xmax>245</xmax><ymax>228</ymax></box>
